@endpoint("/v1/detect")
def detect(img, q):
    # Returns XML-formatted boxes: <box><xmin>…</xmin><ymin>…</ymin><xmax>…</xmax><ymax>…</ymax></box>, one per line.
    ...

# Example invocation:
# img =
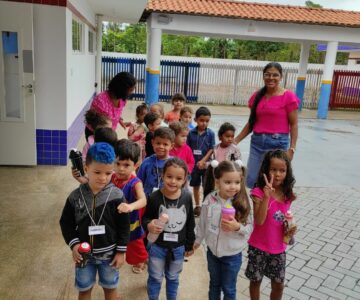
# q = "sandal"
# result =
<box><xmin>194</xmin><ymin>206</ymin><xmax>201</xmax><ymax>217</ymax></box>
<box><xmin>132</xmin><ymin>263</ymin><xmax>145</xmax><ymax>274</ymax></box>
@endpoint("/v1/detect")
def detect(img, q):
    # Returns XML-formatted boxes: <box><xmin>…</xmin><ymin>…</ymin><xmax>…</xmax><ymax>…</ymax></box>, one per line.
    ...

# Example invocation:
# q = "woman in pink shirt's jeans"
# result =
<box><xmin>85</xmin><ymin>72</ymin><xmax>136</xmax><ymax>140</ymax></box>
<box><xmin>234</xmin><ymin>62</ymin><xmax>299</xmax><ymax>188</ymax></box>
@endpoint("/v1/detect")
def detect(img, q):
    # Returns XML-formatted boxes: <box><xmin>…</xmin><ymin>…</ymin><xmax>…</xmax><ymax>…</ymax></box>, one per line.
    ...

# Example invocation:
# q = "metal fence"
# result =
<box><xmin>102</xmin><ymin>55</ymin><xmax>328</xmax><ymax>108</ymax></box>
<box><xmin>330</xmin><ymin>71</ymin><xmax>360</xmax><ymax>109</ymax></box>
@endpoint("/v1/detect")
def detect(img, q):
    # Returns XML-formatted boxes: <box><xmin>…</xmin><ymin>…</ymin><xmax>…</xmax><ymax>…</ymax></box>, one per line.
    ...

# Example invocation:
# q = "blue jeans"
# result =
<box><xmin>147</xmin><ymin>244</ymin><xmax>185</xmax><ymax>300</ymax></box>
<box><xmin>246</xmin><ymin>133</ymin><xmax>289</xmax><ymax>188</ymax></box>
<box><xmin>207</xmin><ymin>248</ymin><xmax>242</xmax><ymax>300</ymax></box>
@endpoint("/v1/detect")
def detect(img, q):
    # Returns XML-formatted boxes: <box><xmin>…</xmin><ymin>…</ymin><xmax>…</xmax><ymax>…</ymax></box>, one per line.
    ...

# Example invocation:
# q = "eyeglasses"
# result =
<box><xmin>263</xmin><ymin>73</ymin><xmax>281</xmax><ymax>79</ymax></box>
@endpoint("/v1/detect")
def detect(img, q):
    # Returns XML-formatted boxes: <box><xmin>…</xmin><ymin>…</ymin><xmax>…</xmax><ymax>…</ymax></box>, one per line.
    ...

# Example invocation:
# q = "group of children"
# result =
<box><xmin>60</xmin><ymin>93</ymin><xmax>297</xmax><ymax>300</ymax></box>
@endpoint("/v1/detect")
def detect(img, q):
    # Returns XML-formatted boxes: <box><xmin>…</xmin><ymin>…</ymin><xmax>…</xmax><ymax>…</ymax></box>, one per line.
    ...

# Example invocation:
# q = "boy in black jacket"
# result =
<box><xmin>60</xmin><ymin>142</ymin><xmax>130</xmax><ymax>300</ymax></box>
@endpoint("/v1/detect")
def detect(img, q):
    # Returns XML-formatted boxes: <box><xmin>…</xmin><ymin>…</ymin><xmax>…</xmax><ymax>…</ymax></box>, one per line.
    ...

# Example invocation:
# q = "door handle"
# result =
<box><xmin>22</xmin><ymin>84</ymin><xmax>33</xmax><ymax>89</ymax></box>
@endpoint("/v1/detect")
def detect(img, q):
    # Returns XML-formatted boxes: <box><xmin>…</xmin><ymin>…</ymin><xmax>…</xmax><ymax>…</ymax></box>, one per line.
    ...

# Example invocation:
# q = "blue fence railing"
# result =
<box><xmin>102</xmin><ymin>56</ymin><xmax>200</xmax><ymax>102</ymax></box>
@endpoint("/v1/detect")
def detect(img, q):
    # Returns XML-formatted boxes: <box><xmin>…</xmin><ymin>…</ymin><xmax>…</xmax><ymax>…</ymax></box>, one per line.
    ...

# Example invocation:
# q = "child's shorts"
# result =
<box><xmin>245</xmin><ymin>245</ymin><xmax>286</xmax><ymax>283</ymax></box>
<box><xmin>75</xmin><ymin>256</ymin><xmax>119</xmax><ymax>291</ymax></box>
<box><xmin>190</xmin><ymin>168</ymin><xmax>205</xmax><ymax>187</ymax></box>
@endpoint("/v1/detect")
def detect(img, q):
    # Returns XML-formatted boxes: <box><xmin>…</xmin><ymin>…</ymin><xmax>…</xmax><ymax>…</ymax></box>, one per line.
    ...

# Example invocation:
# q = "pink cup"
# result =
<box><xmin>221</xmin><ymin>206</ymin><xmax>235</xmax><ymax>232</ymax></box>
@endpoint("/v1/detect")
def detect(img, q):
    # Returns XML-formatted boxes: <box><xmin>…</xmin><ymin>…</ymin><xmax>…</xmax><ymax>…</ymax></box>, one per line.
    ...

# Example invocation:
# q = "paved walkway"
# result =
<box><xmin>0</xmin><ymin>102</ymin><xmax>359</xmax><ymax>299</ymax></box>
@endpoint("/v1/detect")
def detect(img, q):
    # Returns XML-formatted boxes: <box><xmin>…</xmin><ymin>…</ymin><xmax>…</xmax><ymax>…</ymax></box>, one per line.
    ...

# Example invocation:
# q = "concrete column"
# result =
<box><xmin>145</xmin><ymin>22</ymin><xmax>162</xmax><ymax>105</ymax></box>
<box><xmin>317</xmin><ymin>41</ymin><xmax>338</xmax><ymax>119</ymax></box>
<box><xmin>95</xmin><ymin>15</ymin><xmax>103</xmax><ymax>94</ymax></box>
<box><xmin>296</xmin><ymin>41</ymin><xmax>310</xmax><ymax>111</ymax></box>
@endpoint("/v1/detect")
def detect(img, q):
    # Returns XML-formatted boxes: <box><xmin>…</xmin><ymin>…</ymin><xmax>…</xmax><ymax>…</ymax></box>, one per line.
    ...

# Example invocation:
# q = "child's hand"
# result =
<box><xmin>71</xmin><ymin>168</ymin><xmax>88</xmax><ymax>184</ymax></box>
<box><xmin>197</xmin><ymin>160</ymin><xmax>206</xmax><ymax>170</ymax></box>
<box><xmin>148</xmin><ymin>219</ymin><xmax>164</xmax><ymax>234</ymax></box>
<box><xmin>117</xmin><ymin>203</ymin><xmax>133</xmax><ymax>213</ymax></box>
<box><xmin>193</xmin><ymin>243</ymin><xmax>200</xmax><ymax>251</ymax></box>
<box><xmin>221</xmin><ymin>216</ymin><xmax>241</xmax><ymax>232</ymax></box>
<box><xmin>119</xmin><ymin>119</ymin><xmax>127</xmax><ymax>130</ymax></box>
<box><xmin>285</xmin><ymin>224</ymin><xmax>298</xmax><ymax>237</ymax></box>
<box><xmin>263</xmin><ymin>174</ymin><xmax>275</xmax><ymax>199</ymax></box>
<box><xmin>123</xmin><ymin>121</ymin><xmax>132</xmax><ymax>127</ymax></box>
<box><xmin>110</xmin><ymin>252</ymin><xmax>125</xmax><ymax>269</ymax></box>
<box><xmin>185</xmin><ymin>250</ymin><xmax>194</xmax><ymax>257</ymax></box>
<box><xmin>72</xmin><ymin>244</ymin><xmax>82</xmax><ymax>264</ymax></box>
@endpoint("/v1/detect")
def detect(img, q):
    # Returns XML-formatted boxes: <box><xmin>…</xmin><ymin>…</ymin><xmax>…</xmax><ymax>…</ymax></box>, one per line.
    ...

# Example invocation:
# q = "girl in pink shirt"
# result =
<box><xmin>245</xmin><ymin>149</ymin><xmax>297</xmax><ymax>300</ymax></box>
<box><xmin>234</xmin><ymin>62</ymin><xmax>299</xmax><ymax>189</ymax></box>
<box><xmin>85</xmin><ymin>72</ymin><xmax>136</xmax><ymax>140</ymax></box>
<box><xmin>169</xmin><ymin>121</ymin><xmax>195</xmax><ymax>174</ymax></box>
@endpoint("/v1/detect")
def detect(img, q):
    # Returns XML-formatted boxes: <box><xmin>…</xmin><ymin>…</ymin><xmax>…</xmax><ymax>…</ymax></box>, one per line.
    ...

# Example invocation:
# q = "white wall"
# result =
<box><xmin>34</xmin><ymin>5</ymin><xmax>67</xmax><ymax>130</ymax></box>
<box><xmin>65</xmin><ymin>4</ymin><xmax>96</xmax><ymax>129</ymax></box>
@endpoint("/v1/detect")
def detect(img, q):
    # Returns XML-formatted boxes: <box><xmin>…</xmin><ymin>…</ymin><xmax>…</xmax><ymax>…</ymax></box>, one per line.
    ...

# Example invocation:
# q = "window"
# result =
<box><xmin>88</xmin><ymin>30</ymin><xmax>95</xmax><ymax>53</ymax></box>
<box><xmin>72</xmin><ymin>18</ymin><xmax>83</xmax><ymax>52</ymax></box>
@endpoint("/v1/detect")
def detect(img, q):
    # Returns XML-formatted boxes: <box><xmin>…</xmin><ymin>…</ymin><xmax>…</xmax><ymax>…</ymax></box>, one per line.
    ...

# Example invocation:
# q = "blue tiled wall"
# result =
<box><xmin>36</xmin><ymin>129</ymin><xmax>67</xmax><ymax>165</ymax></box>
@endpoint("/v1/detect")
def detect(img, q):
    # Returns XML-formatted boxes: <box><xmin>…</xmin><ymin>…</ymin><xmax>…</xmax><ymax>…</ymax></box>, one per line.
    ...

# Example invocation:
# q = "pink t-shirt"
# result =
<box><xmin>248</xmin><ymin>187</ymin><xmax>292</xmax><ymax>254</ymax></box>
<box><xmin>165</xmin><ymin>111</ymin><xmax>180</xmax><ymax>123</ymax></box>
<box><xmin>248</xmin><ymin>90</ymin><xmax>299</xmax><ymax>134</ymax></box>
<box><xmin>170</xmin><ymin>143</ymin><xmax>195</xmax><ymax>173</ymax></box>
<box><xmin>90</xmin><ymin>91</ymin><xmax>126</xmax><ymax>130</ymax></box>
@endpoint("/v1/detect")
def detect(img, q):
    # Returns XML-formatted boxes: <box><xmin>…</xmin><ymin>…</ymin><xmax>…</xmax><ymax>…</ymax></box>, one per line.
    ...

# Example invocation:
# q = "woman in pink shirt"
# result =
<box><xmin>234</xmin><ymin>62</ymin><xmax>299</xmax><ymax>188</ymax></box>
<box><xmin>85</xmin><ymin>72</ymin><xmax>136</xmax><ymax>140</ymax></box>
<box><xmin>245</xmin><ymin>150</ymin><xmax>297</xmax><ymax>300</ymax></box>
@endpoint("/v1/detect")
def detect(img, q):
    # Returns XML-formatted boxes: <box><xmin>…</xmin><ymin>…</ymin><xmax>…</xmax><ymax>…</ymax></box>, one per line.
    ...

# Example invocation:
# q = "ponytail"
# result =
<box><xmin>248</xmin><ymin>86</ymin><xmax>267</xmax><ymax>132</ymax></box>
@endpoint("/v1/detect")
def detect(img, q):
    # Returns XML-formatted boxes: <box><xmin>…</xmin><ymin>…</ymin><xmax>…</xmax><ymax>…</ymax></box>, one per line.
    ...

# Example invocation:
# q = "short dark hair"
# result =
<box><xmin>86</xmin><ymin>142</ymin><xmax>115</xmax><ymax>165</ymax></box>
<box><xmin>171</xmin><ymin>93</ymin><xmax>186</xmax><ymax>104</ymax></box>
<box><xmin>153</xmin><ymin>127</ymin><xmax>175</xmax><ymax>143</ymax></box>
<box><xmin>169</xmin><ymin>121</ymin><xmax>188</xmax><ymax>136</ymax></box>
<box><xmin>94</xmin><ymin>127</ymin><xmax>117</xmax><ymax>147</ymax></box>
<box><xmin>195</xmin><ymin>106</ymin><xmax>211</xmax><ymax>119</ymax></box>
<box><xmin>136</xmin><ymin>103</ymin><xmax>148</xmax><ymax>117</ymax></box>
<box><xmin>114</xmin><ymin>139</ymin><xmax>140</xmax><ymax>164</ymax></box>
<box><xmin>144</xmin><ymin>112</ymin><xmax>160</xmax><ymax>128</ymax></box>
<box><xmin>218</xmin><ymin>122</ymin><xmax>236</xmax><ymax>138</ymax></box>
<box><xmin>84</xmin><ymin>109</ymin><xmax>110</xmax><ymax>130</ymax></box>
<box><xmin>108</xmin><ymin>72</ymin><xmax>136</xmax><ymax>100</ymax></box>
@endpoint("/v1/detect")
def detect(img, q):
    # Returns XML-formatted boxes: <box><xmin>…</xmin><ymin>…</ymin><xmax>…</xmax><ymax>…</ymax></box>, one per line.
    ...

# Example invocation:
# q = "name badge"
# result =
<box><xmin>193</xmin><ymin>149</ymin><xmax>202</xmax><ymax>155</ymax></box>
<box><xmin>88</xmin><ymin>225</ymin><xmax>105</xmax><ymax>236</ymax></box>
<box><xmin>152</xmin><ymin>187</ymin><xmax>159</xmax><ymax>193</ymax></box>
<box><xmin>209</xmin><ymin>224</ymin><xmax>219</xmax><ymax>235</ymax></box>
<box><xmin>163</xmin><ymin>233</ymin><xmax>178</xmax><ymax>242</ymax></box>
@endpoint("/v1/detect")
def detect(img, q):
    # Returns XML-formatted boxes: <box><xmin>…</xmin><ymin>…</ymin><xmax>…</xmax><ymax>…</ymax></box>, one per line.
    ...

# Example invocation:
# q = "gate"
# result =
<box><xmin>330</xmin><ymin>71</ymin><xmax>360</xmax><ymax>109</ymax></box>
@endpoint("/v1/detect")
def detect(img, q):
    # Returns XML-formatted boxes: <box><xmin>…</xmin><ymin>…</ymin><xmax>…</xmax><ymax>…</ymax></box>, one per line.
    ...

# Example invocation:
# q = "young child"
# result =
<box><xmin>127</xmin><ymin>103</ymin><xmax>148</xmax><ymax>161</ymax></box>
<box><xmin>194</xmin><ymin>161</ymin><xmax>253</xmax><ymax>300</ymax></box>
<box><xmin>169</xmin><ymin>121</ymin><xmax>195</xmax><ymax>174</ymax></box>
<box><xmin>60</xmin><ymin>142</ymin><xmax>130</xmax><ymax>300</ymax></box>
<box><xmin>82</xmin><ymin>109</ymin><xmax>112</xmax><ymax>159</ymax></box>
<box><xmin>137</xmin><ymin>127</ymin><xmax>175</xmax><ymax>198</ymax></box>
<box><xmin>150</xmin><ymin>103</ymin><xmax>168</xmax><ymax>127</ymax></box>
<box><xmin>111</xmin><ymin>139</ymin><xmax>148</xmax><ymax>274</ymax></box>
<box><xmin>186</xmin><ymin>106</ymin><xmax>215</xmax><ymax>217</ymax></box>
<box><xmin>203</xmin><ymin>122</ymin><xmax>242</xmax><ymax>198</ymax></box>
<box><xmin>245</xmin><ymin>149</ymin><xmax>297</xmax><ymax>300</ymax></box>
<box><xmin>144</xmin><ymin>112</ymin><xmax>162</xmax><ymax>158</ymax></box>
<box><xmin>165</xmin><ymin>93</ymin><xmax>186</xmax><ymax>124</ymax></box>
<box><xmin>142</xmin><ymin>158</ymin><xmax>195</xmax><ymax>300</ymax></box>
<box><xmin>180</xmin><ymin>106</ymin><xmax>194</xmax><ymax>129</ymax></box>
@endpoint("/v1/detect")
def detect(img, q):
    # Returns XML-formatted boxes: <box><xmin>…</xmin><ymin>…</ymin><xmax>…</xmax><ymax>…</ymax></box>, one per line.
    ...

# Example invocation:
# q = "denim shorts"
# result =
<box><xmin>75</xmin><ymin>256</ymin><xmax>119</xmax><ymax>292</ymax></box>
<box><xmin>246</xmin><ymin>133</ymin><xmax>289</xmax><ymax>188</ymax></box>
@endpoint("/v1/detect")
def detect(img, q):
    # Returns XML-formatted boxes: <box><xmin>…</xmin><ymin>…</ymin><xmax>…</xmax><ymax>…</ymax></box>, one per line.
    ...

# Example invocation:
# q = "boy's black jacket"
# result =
<box><xmin>60</xmin><ymin>182</ymin><xmax>130</xmax><ymax>254</ymax></box>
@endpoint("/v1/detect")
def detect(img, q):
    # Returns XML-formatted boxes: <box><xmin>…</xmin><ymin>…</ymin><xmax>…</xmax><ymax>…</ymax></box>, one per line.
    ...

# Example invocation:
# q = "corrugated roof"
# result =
<box><xmin>140</xmin><ymin>0</ymin><xmax>360</xmax><ymax>28</ymax></box>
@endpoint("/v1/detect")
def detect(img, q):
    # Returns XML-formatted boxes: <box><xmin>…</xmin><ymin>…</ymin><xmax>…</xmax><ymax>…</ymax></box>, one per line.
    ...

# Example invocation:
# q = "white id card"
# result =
<box><xmin>88</xmin><ymin>225</ymin><xmax>105</xmax><ymax>235</ymax></box>
<box><xmin>163</xmin><ymin>233</ymin><xmax>179</xmax><ymax>242</ymax></box>
<box><xmin>209</xmin><ymin>224</ymin><xmax>219</xmax><ymax>235</ymax></box>
<box><xmin>193</xmin><ymin>149</ymin><xmax>202</xmax><ymax>155</ymax></box>
<box><xmin>152</xmin><ymin>187</ymin><xmax>159</xmax><ymax>193</ymax></box>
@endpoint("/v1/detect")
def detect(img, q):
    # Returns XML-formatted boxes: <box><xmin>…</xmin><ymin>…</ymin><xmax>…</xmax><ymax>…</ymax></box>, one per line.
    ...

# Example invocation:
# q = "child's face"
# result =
<box><xmin>114</xmin><ymin>158</ymin><xmax>137</xmax><ymax>180</ymax></box>
<box><xmin>216</xmin><ymin>171</ymin><xmax>241</xmax><ymax>199</ymax></box>
<box><xmin>220</xmin><ymin>130</ymin><xmax>235</xmax><ymax>147</ymax></box>
<box><xmin>174</xmin><ymin>130</ymin><xmax>188</xmax><ymax>147</ymax></box>
<box><xmin>150</xmin><ymin>105</ymin><xmax>164</xmax><ymax>119</ymax></box>
<box><xmin>137</xmin><ymin>109</ymin><xmax>148</xmax><ymax>124</ymax></box>
<box><xmin>148</xmin><ymin>118</ymin><xmax>162</xmax><ymax>132</ymax></box>
<box><xmin>269</xmin><ymin>158</ymin><xmax>287</xmax><ymax>188</ymax></box>
<box><xmin>85</xmin><ymin>161</ymin><xmax>114</xmax><ymax>194</ymax></box>
<box><xmin>195</xmin><ymin>115</ymin><xmax>211</xmax><ymax>131</ymax></box>
<box><xmin>173</xmin><ymin>99</ymin><xmax>184</xmax><ymax>110</ymax></box>
<box><xmin>180</xmin><ymin>112</ymin><xmax>192</xmax><ymax>125</ymax></box>
<box><xmin>152</xmin><ymin>136</ymin><xmax>173</xmax><ymax>159</ymax></box>
<box><xmin>162</xmin><ymin>165</ymin><xmax>186</xmax><ymax>193</ymax></box>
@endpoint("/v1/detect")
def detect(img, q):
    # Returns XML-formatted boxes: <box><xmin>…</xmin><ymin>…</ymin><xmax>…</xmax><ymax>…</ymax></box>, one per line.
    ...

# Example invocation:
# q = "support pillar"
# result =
<box><xmin>145</xmin><ymin>24</ymin><xmax>162</xmax><ymax>106</ymax></box>
<box><xmin>317</xmin><ymin>41</ymin><xmax>338</xmax><ymax>119</ymax></box>
<box><xmin>296</xmin><ymin>41</ymin><xmax>310</xmax><ymax>111</ymax></box>
<box><xmin>95</xmin><ymin>15</ymin><xmax>103</xmax><ymax>94</ymax></box>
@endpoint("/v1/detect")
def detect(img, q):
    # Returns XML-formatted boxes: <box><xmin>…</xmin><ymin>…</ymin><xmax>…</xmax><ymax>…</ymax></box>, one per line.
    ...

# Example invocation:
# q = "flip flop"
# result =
<box><xmin>132</xmin><ymin>264</ymin><xmax>145</xmax><ymax>274</ymax></box>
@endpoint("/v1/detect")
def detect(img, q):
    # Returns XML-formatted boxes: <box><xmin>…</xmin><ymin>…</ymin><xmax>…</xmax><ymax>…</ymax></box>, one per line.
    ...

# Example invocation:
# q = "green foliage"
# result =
<box><xmin>305</xmin><ymin>1</ymin><xmax>323</xmax><ymax>8</ymax></box>
<box><xmin>102</xmin><ymin>23</ymin><xmax>348</xmax><ymax>65</ymax></box>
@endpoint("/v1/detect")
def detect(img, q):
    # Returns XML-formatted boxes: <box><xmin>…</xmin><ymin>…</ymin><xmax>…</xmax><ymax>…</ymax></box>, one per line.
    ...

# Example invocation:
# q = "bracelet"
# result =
<box><xmin>289</xmin><ymin>147</ymin><xmax>296</xmax><ymax>153</ymax></box>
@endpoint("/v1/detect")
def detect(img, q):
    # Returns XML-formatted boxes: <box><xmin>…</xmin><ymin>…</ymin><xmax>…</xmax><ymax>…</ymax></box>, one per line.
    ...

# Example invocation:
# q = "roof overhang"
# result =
<box><xmin>87</xmin><ymin>0</ymin><xmax>148</xmax><ymax>23</ymax></box>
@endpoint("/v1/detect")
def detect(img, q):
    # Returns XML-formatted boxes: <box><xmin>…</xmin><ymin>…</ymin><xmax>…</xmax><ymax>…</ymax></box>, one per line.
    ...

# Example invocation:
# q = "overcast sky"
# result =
<box><xmin>238</xmin><ymin>0</ymin><xmax>360</xmax><ymax>11</ymax></box>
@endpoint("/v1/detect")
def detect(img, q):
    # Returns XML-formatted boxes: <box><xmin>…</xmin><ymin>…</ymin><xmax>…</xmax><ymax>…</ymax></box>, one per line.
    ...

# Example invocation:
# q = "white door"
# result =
<box><xmin>0</xmin><ymin>2</ymin><xmax>36</xmax><ymax>165</ymax></box>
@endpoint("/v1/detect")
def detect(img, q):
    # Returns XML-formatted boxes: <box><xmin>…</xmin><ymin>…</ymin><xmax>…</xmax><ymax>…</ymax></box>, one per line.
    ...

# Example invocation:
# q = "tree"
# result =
<box><xmin>305</xmin><ymin>1</ymin><xmax>322</xmax><ymax>8</ymax></box>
